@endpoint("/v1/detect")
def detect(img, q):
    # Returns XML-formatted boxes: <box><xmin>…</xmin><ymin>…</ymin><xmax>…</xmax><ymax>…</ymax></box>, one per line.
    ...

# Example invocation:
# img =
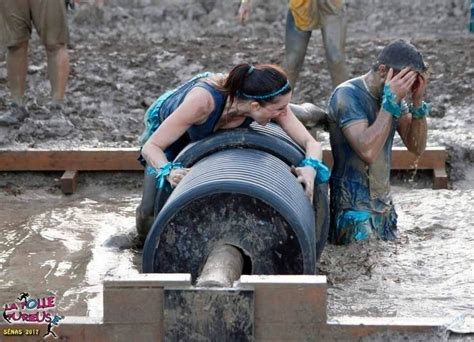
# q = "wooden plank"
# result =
<box><xmin>0</xmin><ymin>148</ymin><xmax>142</xmax><ymax>171</ymax></box>
<box><xmin>239</xmin><ymin>275</ymin><xmax>327</xmax><ymax>340</ymax></box>
<box><xmin>61</xmin><ymin>170</ymin><xmax>78</xmax><ymax>194</ymax></box>
<box><xmin>323</xmin><ymin>147</ymin><xmax>446</xmax><ymax>170</ymax></box>
<box><xmin>391</xmin><ymin>147</ymin><xmax>447</xmax><ymax>170</ymax></box>
<box><xmin>433</xmin><ymin>168</ymin><xmax>448</xmax><ymax>189</ymax></box>
<box><xmin>0</xmin><ymin>147</ymin><xmax>446</xmax><ymax>172</ymax></box>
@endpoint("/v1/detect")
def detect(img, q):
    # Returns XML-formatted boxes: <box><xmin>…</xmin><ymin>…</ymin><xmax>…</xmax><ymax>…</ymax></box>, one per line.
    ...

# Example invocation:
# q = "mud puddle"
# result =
<box><xmin>0</xmin><ymin>179</ymin><xmax>472</xmax><ymax>329</ymax></box>
<box><xmin>0</xmin><ymin>187</ymin><xmax>141</xmax><ymax>317</ymax></box>
<box><xmin>320</xmin><ymin>187</ymin><xmax>473</xmax><ymax>323</ymax></box>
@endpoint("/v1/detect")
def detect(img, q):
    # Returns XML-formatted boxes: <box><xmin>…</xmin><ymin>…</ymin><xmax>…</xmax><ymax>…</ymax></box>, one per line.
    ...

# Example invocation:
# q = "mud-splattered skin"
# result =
<box><xmin>327</xmin><ymin>77</ymin><xmax>400</xmax><ymax>243</ymax></box>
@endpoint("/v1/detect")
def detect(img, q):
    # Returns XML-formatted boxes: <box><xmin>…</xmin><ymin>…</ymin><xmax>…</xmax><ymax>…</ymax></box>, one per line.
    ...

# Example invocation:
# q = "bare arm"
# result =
<box><xmin>397</xmin><ymin>114</ymin><xmax>427</xmax><ymax>156</ymax></box>
<box><xmin>141</xmin><ymin>87</ymin><xmax>214</xmax><ymax>186</ymax></box>
<box><xmin>343</xmin><ymin>68</ymin><xmax>417</xmax><ymax>164</ymax></box>
<box><xmin>397</xmin><ymin>73</ymin><xmax>429</xmax><ymax>156</ymax></box>
<box><xmin>275</xmin><ymin>106</ymin><xmax>323</xmax><ymax>160</ymax></box>
<box><xmin>343</xmin><ymin>114</ymin><xmax>393</xmax><ymax>164</ymax></box>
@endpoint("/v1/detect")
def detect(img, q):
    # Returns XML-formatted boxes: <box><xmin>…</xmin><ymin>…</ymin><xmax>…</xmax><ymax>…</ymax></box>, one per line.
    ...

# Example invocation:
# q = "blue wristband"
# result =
<box><xmin>382</xmin><ymin>83</ymin><xmax>401</xmax><ymax>118</ymax></box>
<box><xmin>409</xmin><ymin>101</ymin><xmax>429</xmax><ymax>119</ymax></box>
<box><xmin>298</xmin><ymin>157</ymin><xmax>330</xmax><ymax>184</ymax></box>
<box><xmin>146</xmin><ymin>161</ymin><xmax>183</xmax><ymax>189</ymax></box>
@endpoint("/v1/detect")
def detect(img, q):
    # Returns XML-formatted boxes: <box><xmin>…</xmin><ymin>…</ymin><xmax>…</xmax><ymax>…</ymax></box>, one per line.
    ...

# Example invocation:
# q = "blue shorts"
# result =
<box><xmin>329</xmin><ymin>206</ymin><xmax>398</xmax><ymax>245</ymax></box>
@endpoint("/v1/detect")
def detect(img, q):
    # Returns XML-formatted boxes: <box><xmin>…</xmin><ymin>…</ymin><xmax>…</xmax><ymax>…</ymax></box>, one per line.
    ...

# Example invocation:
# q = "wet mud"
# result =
<box><xmin>0</xmin><ymin>0</ymin><xmax>473</xmax><ymax>333</ymax></box>
<box><xmin>0</xmin><ymin>174</ymin><xmax>142</xmax><ymax>317</ymax></box>
<box><xmin>0</xmin><ymin>0</ymin><xmax>472</xmax><ymax>179</ymax></box>
<box><xmin>1</xmin><ymin>173</ymin><xmax>473</xmax><ymax>326</ymax></box>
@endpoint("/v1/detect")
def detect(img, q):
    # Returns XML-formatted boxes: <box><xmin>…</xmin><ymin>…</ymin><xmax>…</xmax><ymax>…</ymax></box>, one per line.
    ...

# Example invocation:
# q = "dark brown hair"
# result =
<box><xmin>372</xmin><ymin>40</ymin><xmax>428</xmax><ymax>73</ymax></box>
<box><xmin>219</xmin><ymin>63</ymin><xmax>291</xmax><ymax>107</ymax></box>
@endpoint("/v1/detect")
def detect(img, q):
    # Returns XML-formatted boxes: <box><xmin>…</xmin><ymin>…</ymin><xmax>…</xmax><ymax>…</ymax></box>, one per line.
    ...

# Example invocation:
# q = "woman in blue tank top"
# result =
<box><xmin>136</xmin><ymin>63</ymin><xmax>328</xmax><ymax>239</ymax></box>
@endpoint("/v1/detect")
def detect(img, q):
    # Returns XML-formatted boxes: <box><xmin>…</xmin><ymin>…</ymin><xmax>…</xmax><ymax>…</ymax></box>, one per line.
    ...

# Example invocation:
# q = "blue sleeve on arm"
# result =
<box><xmin>329</xmin><ymin>87</ymin><xmax>368</xmax><ymax>129</ymax></box>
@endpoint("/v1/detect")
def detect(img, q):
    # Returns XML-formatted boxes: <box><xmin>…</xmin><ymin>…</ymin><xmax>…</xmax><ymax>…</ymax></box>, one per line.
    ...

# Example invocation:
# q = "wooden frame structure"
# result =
<box><xmin>0</xmin><ymin>147</ymin><xmax>448</xmax><ymax>193</ymax></box>
<box><xmin>0</xmin><ymin>274</ymin><xmax>453</xmax><ymax>341</ymax></box>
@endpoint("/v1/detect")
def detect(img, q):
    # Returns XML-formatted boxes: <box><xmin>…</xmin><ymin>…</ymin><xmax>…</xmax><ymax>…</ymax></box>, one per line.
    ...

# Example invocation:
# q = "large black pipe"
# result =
<box><xmin>143</xmin><ymin>123</ymin><xmax>329</xmax><ymax>276</ymax></box>
<box><xmin>143</xmin><ymin>149</ymin><xmax>316</xmax><ymax>277</ymax></box>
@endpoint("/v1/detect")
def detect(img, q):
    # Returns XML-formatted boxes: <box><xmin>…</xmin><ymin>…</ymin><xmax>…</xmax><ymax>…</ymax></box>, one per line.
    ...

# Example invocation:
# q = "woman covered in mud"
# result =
<box><xmin>136</xmin><ymin>63</ymin><xmax>329</xmax><ymax>240</ymax></box>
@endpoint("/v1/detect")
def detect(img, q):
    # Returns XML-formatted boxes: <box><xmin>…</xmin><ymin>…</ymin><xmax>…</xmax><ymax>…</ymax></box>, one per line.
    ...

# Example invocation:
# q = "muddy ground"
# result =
<box><xmin>0</xmin><ymin>0</ymin><xmax>473</xmax><ymax>336</ymax></box>
<box><xmin>0</xmin><ymin>0</ymin><xmax>472</xmax><ymax>179</ymax></box>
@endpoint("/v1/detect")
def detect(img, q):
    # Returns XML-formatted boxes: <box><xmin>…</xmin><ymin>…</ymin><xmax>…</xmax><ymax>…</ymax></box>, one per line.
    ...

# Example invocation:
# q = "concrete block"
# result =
<box><xmin>164</xmin><ymin>289</ymin><xmax>254</xmax><ymax>341</ymax></box>
<box><xmin>103</xmin><ymin>287</ymin><xmax>164</xmax><ymax>324</ymax></box>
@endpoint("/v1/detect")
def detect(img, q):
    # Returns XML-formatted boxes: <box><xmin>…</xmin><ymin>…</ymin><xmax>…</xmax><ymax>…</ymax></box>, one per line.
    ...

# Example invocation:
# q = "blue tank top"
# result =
<box><xmin>140</xmin><ymin>72</ymin><xmax>253</xmax><ymax>162</ymax></box>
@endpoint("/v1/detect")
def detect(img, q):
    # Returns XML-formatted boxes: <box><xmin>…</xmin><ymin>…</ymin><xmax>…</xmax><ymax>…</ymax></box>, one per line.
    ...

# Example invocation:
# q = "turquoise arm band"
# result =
<box><xmin>298</xmin><ymin>157</ymin><xmax>330</xmax><ymax>184</ymax></box>
<box><xmin>381</xmin><ymin>83</ymin><xmax>401</xmax><ymax>118</ymax></box>
<box><xmin>409</xmin><ymin>101</ymin><xmax>429</xmax><ymax>119</ymax></box>
<box><xmin>146</xmin><ymin>161</ymin><xmax>183</xmax><ymax>189</ymax></box>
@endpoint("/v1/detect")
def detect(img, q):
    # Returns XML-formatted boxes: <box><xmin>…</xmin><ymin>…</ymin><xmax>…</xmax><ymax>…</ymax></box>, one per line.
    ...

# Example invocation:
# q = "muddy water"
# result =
<box><xmin>320</xmin><ymin>186</ymin><xmax>474</xmax><ymax>321</ymax></box>
<box><xmin>0</xmin><ymin>181</ymin><xmax>473</xmax><ymax>325</ymax></box>
<box><xmin>0</xmin><ymin>187</ymin><xmax>141</xmax><ymax>317</ymax></box>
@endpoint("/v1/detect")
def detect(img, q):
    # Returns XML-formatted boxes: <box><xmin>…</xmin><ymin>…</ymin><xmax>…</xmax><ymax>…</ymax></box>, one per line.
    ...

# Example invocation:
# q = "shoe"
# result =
<box><xmin>290</xmin><ymin>103</ymin><xmax>328</xmax><ymax>128</ymax></box>
<box><xmin>0</xmin><ymin>103</ymin><xmax>29</xmax><ymax>126</ymax></box>
<box><xmin>43</xmin><ymin>103</ymin><xmax>75</xmax><ymax>137</ymax></box>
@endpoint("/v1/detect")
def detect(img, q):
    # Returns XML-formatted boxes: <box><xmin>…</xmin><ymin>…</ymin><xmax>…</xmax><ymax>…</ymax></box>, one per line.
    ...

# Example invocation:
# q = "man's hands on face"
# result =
<box><xmin>411</xmin><ymin>73</ymin><xmax>428</xmax><ymax>107</ymax></box>
<box><xmin>386</xmin><ymin>67</ymin><xmax>417</xmax><ymax>103</ymax></box>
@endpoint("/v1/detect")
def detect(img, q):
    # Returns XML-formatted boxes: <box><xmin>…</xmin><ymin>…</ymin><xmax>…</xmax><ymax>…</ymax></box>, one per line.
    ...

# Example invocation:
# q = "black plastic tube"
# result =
<box><xmin>143</xmin><ymin>149</ymin><xmax>316</xmax><ymax>275</ymax></box>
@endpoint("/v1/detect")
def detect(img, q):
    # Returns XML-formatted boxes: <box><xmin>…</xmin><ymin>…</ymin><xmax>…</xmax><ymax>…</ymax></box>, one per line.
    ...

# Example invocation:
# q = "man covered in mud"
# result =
<box><xmin>0</xmin><ymin>0</ymin><xmax>73</xmax><ymax>128</ymax></box>
<box><xmin>238</xmin><ymin>0</ymin><xmax>348</xmax><ymax>89</ymax></box>
<box><xmin>327</xmin><ymin>40</ymin><xmax>429</xmax><ymax>244</ymax></box>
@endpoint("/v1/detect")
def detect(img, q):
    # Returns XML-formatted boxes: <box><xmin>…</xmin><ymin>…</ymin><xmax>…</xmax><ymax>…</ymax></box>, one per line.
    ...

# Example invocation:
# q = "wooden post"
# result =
<box><xmin>433</xmin><ymin>168</ymin><xmax>448</xmax><ymax>189</ymax></box>
<box><xmin>61</xmin><ymin>170</ymin><xmax>78</xmax><ymax>194</ymax></box>
<box><xmin>196</xmin><ymin>245</ymin><xmax>244</xmax><ymax>288</ymax></box>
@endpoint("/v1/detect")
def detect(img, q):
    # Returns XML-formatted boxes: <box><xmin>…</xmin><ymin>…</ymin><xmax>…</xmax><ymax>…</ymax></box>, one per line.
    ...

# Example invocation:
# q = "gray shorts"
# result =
<box><xmin>0</xmin><ymin>0</ymin><xmax>68</xmax><ymax>47</ymax></box>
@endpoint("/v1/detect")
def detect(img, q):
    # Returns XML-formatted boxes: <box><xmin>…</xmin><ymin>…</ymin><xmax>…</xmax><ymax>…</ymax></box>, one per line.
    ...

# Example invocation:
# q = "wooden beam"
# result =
<box><xmin>0</xmin><ymin>148</ymin><xmax>142</xmax><ymax>171</ymax></box>
<box><xmin>0</xmin><ymin>147</ymin><xmax>446</xmax><ymax>172</ymax></box>
<box><xmin>322</xmin><ymin>146</ymin><xmax>447</xmax><ymax>170</ymax></box>
<box><xmin>61</xmin><ymin>170</ymin><xmax>79</xmax><ymax>194</ymax></box>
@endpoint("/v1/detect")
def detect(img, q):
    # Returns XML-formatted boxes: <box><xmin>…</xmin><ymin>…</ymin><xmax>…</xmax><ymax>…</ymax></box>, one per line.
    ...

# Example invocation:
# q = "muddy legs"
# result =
<box><xmin>285</xmin><ymin>10</ymin><xmax>312</xmax><ymax>90</ymax></box>
<box><xmin>321</xmin><ymin>12</ymin><xmax>348</xmax><ymax>88</ymax></box>
<box><xmin>6</xmin><ymin>41</ymin><xmax>29</xmax><ymax>106</ymax></box>
<box><xmin>136</xmin><ymin>170</ymin><xmax>157</xmax><ymax>240</ymax></box>
<box><xmin>45</xmin><ymin>43</ymin><xmax>70</xmax><ymax>104</ymax></box>
<box><xmin>284</xmin><ymin>8</ymin><xmax>348</xmax><ymax>90</ymax></box>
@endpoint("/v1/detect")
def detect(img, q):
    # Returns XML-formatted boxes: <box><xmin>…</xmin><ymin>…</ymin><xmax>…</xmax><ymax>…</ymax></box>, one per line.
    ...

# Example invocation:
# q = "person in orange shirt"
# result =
<box><xmin>238</xmin><ymin>0</ymin><xmax>349</xmax><ymax>90</ymax></box>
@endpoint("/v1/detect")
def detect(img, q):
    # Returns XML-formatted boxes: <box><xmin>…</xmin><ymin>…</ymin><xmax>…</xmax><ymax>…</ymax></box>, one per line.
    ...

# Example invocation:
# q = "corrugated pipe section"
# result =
<box><xmin>143</xmin><ymin>149</ymin><xmax>316</xmax><ymax>275</ymax></box>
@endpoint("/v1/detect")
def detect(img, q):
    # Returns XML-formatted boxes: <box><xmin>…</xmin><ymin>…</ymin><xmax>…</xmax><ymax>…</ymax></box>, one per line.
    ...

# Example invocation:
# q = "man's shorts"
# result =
<box><xmin>0</xmin><ymin>0</ymin><xmax>68</xmax><ymax>48</ymax></box>
<box><xmin>329</xmin><ymin>206</ymin><xmax>398</xmax><ymax>245</ymax></box>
